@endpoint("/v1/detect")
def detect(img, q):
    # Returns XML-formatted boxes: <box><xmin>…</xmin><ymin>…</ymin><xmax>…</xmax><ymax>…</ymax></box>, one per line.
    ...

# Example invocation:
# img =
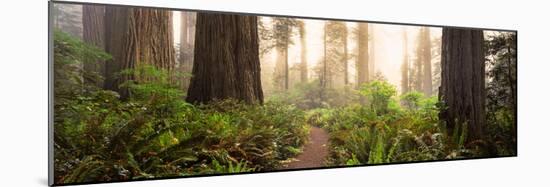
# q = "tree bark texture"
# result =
<box><xmin>186</xmin><ymin>13</ymin><xmax>264</xmax><ymax>104</ymax></box>
<box><xmin>103</xmin><ymin>7</ymin><xmax>176</xmax><ymax>93</ymax></box>
<box><xmin>439</xmin><ymin>28</ymin><xmax>485</xmax><ymax>143</ymax></box>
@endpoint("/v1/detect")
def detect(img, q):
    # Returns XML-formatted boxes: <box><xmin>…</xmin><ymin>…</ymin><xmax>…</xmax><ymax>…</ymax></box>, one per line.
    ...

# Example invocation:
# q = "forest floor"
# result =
<box><xmin>283</xmin><ymin>126</ymin><xmax>329</xmax><ymax>169</ymax></box>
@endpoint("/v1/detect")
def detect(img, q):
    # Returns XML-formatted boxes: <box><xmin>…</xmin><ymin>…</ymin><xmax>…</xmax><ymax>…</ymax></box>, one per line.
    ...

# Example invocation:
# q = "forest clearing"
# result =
<box><xmin>51</xmin><ymin>3</ymin><xmax>516</xmax><ymax>185</ymax></box>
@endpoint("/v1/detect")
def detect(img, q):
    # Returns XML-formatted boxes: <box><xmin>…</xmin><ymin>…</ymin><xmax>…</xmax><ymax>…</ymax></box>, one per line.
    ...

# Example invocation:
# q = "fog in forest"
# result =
<box><xmin>172</xmin><ymin>13</ymin><xmax>443</xmax><ymax>95</ymax></box>
<box><xmin>52</xmin><ymin>4</ymin><xmax>516</xmax><ymax>184</ymax></box>
<box><xmin>54</xmin><ymin>4</ymin><xmax>443</xmax><ymax>96</ymax></box>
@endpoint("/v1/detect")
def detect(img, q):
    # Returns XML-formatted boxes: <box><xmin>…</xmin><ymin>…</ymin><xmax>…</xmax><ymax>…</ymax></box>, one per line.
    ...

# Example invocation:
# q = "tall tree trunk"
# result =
<box><xmin>82</xmin><ymin>5</ymin><xmax>105</xmax><ymax>87</ymax></box>
<box><xmin>103</xmin><ymin>7</ymin><xmax>129</xmax><ymax>91</ymax></box>
<box><xmin>103</xmin><ymin>7</ymin><xmax>176</xmax><ymax>95</ymax></box>
<box><xmin>422</xmin><ymin>28</ymin><xmax>433</xmax><ymax>96</ymax></box>
<box><xmin>179</xmin><ymin>11</ymin><xmax>189</xmax><ymax>89</ymax></box>
<box><xmin>401</xmin><ymin>29</ymin><xmax>409</xmax><ymax>94</ymax></box>
<box><xmin>439</xmin><ymin>28</ymin><xmax>485</xmax><ymax>143</ymax></box>
<box><xmin>275</xmin><ymin>48</ymin><xmax>285</xmax><ymax>90</ymax></box>
<box><xmin>369</xmin><ymin>25</ymin><xmax>375</xmax><ymax>80</ymax></box>
<box><xmin>284</xmin><ymin>32</ymin><xmax>289</xmax><ymax>90</ymax></box>
<box><xmin>299</xmin><ymin>22</ymin><xmax>308</xmax><ymax>83</ymax></box>
<box><xmin>186</xmin><ymin>13</ymin><xmax>263</xmax><ymax>104</ymax></box>
<box><xmin>343</xmin><ymin>24</ymin><xmax>349</xmax><ymax>85</ymax></box>
<box><xmin>320</xmin><ymin>23</ymin><xmax>328</xmax><ymax>104</ymax></box>
<box><xmin>414</xmin><ymin>28</ymin><xmax>424</xmax><ymax>92</ymax></box>
<box><xmin>356</xmin><ymin>23</ymin><xmax>369</xmax><ymax>88</ymax></box>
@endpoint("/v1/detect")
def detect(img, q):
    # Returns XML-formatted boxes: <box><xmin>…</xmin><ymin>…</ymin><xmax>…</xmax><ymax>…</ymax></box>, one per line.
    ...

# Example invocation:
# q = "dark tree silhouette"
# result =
<box><xmin>439</xmin><ymin>28</ymin><xmax>485</xmax><ymax>142</ymax></box>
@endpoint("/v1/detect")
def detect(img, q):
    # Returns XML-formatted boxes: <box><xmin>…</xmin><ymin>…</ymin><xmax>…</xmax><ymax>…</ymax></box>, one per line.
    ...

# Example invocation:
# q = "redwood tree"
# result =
<box><xmin>439</xmin><ymin>28</ymin><xmax>485</xmax><ymax>142</ymax></box>
<box><xmin>356</xmin><ymin>23</ymin><xmax>369</xmax><ymax>87</ymax></box>
<box><xmin>103</xmin><ymin>7</ymin><xmax>176</xmax><ymax>93</ymax></box>
<box><xmin>421</xmin><ymin>28</ymin><xmax>433</xmax><ymax>96</ymax></box>
<box><xmin>82</xmin><ymin>5</ymin><xmax>105</xmax><ymax>87</ymax></box>
<box><xmin>186</xmin><ymin>13</ymin><xmax>263</xmax><ymax>104</ymax></box>
<box><xmin>298</xmin><ymin>21</ymin><xmax>308</xmax><ymax>83</ymax></box>
<box><xmin>401</xmin><ymin>29</ymin><xmax>410</xmax><ymax>94</ymax></box>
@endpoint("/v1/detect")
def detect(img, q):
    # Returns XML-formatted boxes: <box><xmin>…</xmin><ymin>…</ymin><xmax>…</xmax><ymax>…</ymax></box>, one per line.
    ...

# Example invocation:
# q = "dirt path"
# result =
<box><xmin>283</xmin><ymin>126</ymin><xmax>329</xmax><ymax>169</ymax></box>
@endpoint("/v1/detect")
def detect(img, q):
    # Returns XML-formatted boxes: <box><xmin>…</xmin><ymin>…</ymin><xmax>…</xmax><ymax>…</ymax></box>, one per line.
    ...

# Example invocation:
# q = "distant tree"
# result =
<box><xmin>356</xmin><ymin>23</ymin><xmax>370</xmax><ymax>88</ymax></box>
<box><xmin>272</xmin><ymin>18</ymin><xmax>298</xmax><ymax>90</ymax></box>
<box><xmin>320</xmin><ymin>23</ymin><xmax>329</xmax><ymax>104</ymax></box>
<box><xmin>82</xmin><ymin>5</ymin><xmax>105</xmax><ymax>87</ymax></box>
<box><xmin>400</xmin><ymin>29</ymin><xmax>410</xmax><ymax>94</ymax></box>
<box><xmin>410</xmin><ymin>27</ymin><xmax>432</xmax><ymax>96</ymax></box>
<box><xmin>325</xmin><ymin>21</ymin><xmax>348</xmax><ymax>87</ymax></box>
<box><xmin>178</xmin><ymin>12</ymin><xmax>197</xmax><ymax>90</ymax></box>
<box><xmin>439</xmin><ymin>28</ymin><xmax>485</xmax><ymax>143</ymax></box>
<box><xmin>421</xmin><ymin>28</ymin><xmax>433</xmax><ymax>96</ymax></box>
<box><xmin>369</xmin><ymin>25</ymin><xmax>376</xmax><ymax>80</ymax></box>
<box><xmin>53</xmin><ymin>4</ymin><xmax>83</xmax><ymax>39</ymax></box>
<box><xmin>412</xmin><ymin>28</ymin><xmax>424</xmax><ymax>92</ymax></box>
<box><xmin>186</xmin><ymin>13</ymin><xmax>263</xmax><ymax>104</ymax></box>
<box><xmin>298</xmin><ymin>21</ymin><xmax>308</xmax><ymax>83</ymax></box>
<box><xmin>431</xmin><ymin>36</ymin><xmax>442</xmax><ymax>95</ymax></box>
<box><xmin>343</xmin><ymin>23</ymin><xmax>349</xmax><ymax>85</ymax></box>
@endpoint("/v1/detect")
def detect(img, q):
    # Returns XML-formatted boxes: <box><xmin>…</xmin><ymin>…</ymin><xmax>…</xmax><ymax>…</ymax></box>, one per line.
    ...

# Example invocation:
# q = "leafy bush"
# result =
<box><xmin>401</xmin><ymin>91</ymin><xmax>424</xmax><ymax>110</ymax></box>
<box><xmin>267</xmin><ymin>81</ymin><xmax>358</xmax><ymax>109</ymax></box>
<box><xmin>359</xmin><ymin>81</ymin><xmax>397</xmax><ymax>114</ymax></box>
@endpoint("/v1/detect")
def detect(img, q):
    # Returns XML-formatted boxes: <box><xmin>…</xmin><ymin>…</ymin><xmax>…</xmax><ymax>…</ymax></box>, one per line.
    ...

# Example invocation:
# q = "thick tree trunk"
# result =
<box><xmin>422</xmin><ymin>28</ymin><xmax>433</xmax><ymax>96</ymax></box>
<box><xmin>103</xmin><ymin>7</ymin><xmax>129</xmax><ymax>91</ymax></box>
<box><xmin>82</xmin><ymin>5</ymin><xmax>105</xmax><ymax>87</ymax></box>
<box><xmin>103</xmin><ymin>7</ymin><xmax>175</xmax><ymax>94</ymax></box>
<box><xmin>439</xmin><ymin>28</ymin><xmax>485</xmax><ymax>143</ymax></box>
<box><xmin>299</xmin><ymin>23</ymin><xmax>308</xmax><ymax>83</ymax></box>
<box><xmin>356</xmin><ymin>23</ymin><xmax>369</xmax><ymax>87</ymax></box>
<box><xmin>186</xmin><ymin>13</ymin><xmax>263</xmax><ymax>104</ymax></box>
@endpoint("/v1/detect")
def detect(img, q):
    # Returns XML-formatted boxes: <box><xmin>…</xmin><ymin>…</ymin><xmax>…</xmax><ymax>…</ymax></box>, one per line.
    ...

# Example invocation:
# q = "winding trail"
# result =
<box><xmin>283</xmin><ymin>126</ymin><xmax>330</xmax><ymax>169</ymax></box>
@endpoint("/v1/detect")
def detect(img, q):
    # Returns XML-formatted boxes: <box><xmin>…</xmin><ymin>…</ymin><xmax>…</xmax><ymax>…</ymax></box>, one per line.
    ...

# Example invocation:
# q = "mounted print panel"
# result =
<box><xmin>49</xmin><ymin>1</ymin><xmax>517</xmax><ymax>186</ymax></box>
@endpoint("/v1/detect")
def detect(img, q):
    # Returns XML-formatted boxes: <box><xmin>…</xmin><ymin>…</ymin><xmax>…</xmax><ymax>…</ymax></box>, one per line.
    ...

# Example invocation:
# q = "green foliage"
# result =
<box><xmin>316</xmin><ymin>87</ymin><xmax>473</xmax><ymax>165</ymax></box>
<box><xmin>53</xmin><ymin>30</ymin><xmax>516</xmax><ymax>184</ymax></box>
<box><xmin>53</xmin><ymin>30</ymin><xmax>111</xmax><ymax>97</ymax></box>
<box><xmin>268</xmin><ymin>81</ymin><xmax>358</xmax><ymax>109</ymax></box>
<box><xmin>359</xmin><ymin>80</ymin><xmax>397</xmax><ymax>114</ymax></box>
<box><xmin>53</xmin><ymin>32</ymin><xmax>309</xmax><ymax>184</ymax></box>
<box><xmin>484</xmin><ymin>32</ymin><xmax>517</xmax><ymax>156</ymax></box>
<box><xmin>401</xmin><ymin>91</ymin><xmax>424</xmax><ymax>110</ymax></box>
<box><xmin>207</xmin><ymin>160</ymin><xmax>255</xmax><ymax>174</ymax></box>
<box><xmin>55</xmin><ymin>95</ymin><xmax>309</xmax><ymax>183</ymax></box>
